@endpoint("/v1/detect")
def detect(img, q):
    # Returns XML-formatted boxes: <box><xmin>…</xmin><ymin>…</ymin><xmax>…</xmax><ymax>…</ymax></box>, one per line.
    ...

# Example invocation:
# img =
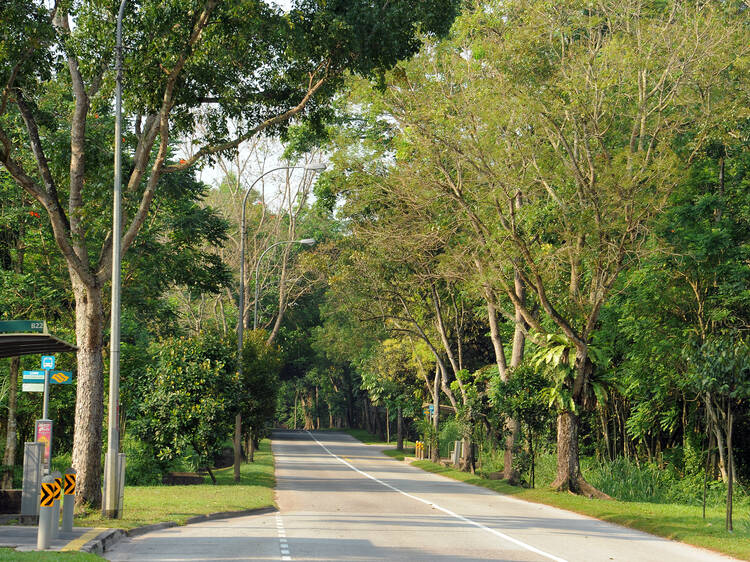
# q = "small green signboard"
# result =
<box><xmin>0</xmin><ymin>320</ymin><xmax>46</xmax><ymax>333</ymax></box>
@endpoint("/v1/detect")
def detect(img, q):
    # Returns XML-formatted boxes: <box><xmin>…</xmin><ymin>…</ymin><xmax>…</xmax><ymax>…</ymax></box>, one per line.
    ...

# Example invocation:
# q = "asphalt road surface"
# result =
<box><xmin>105</xmin><ymin>430</ymin><xmax>737</xmax><ymax>562</ymax></box>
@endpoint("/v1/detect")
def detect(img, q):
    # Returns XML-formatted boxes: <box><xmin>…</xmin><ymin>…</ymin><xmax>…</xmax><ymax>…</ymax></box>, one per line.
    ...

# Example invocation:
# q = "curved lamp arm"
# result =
<box><xmin>253</xmin><ymin>238</ymin><xmax>316</xmax><ymax>330</ymax></box>
<box><xmin>237</xmin><ymin>164</ymin><xmax>323</xmax><ymax>378</ymax></box>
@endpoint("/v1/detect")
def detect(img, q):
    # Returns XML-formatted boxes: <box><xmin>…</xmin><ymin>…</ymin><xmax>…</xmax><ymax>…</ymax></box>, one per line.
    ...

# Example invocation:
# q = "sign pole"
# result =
<box><xmin>42</xmin><ymin>369</ymin><xmax>50</xmax><ymax>420</ymax></box>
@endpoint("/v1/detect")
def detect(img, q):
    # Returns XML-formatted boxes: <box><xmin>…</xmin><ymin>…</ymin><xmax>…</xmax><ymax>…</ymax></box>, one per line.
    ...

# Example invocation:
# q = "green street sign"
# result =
<box><xmin>0</xmin><ymin>320</ymin><xmax>46</xmax><ymax>333</ymax></box>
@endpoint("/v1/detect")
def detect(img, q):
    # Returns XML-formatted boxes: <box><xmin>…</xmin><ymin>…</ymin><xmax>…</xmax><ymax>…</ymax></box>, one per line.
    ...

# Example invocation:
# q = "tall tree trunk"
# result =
<box><xmin>705</xmin><ymin>394</ymin><xmax>729</xmax><ymax>482</ymax></box>
<box><xmin>1</xmin><ymin>357</ymin><xmax>20</xmax><ymax>489</ymax></box>
<box><xmin>386</xmin><ymin>407</ymin><xmax>390</xmax><ymax>443</ymax></box>
<box><xmin>70</xmin><ymin>276</ymin><xmax>105</xmax><ymax>508</ymax></box>
<box><xmin>293</xmin><ymin>390</ymin><xmax>298</xmax><ymax>430</ymax></box>
<box><xmin>302</xmin><ymin>392</ymin><xmax>314</xmax><ymax>430</ymax></box>
<box><xmin>551</xmin><ymin>410</ymin><xmax>610</xmax><ymax>498</ymax></box>
<box><xmin>432</xmin><ymin>365</ymin><xmax>440</xmax><ymax>462</ymax></box>
<box><xmin>551</xmin><ymin>410</ymin><xmax>581</xmax><ymax>491</ymax></box>
<box><xmin>504</xmin><ymin>270</ymin><xmax>525</xmax><ymax>481</ymax></box>
<box><xmin>2</xmin><ymin>220</ymin><xmax>25</xmax><ymax>490</ymax></box>
<box><xmin>233</xmin><ymin>413</ymin><xmax>242</xmax><ymax>482</ymax></box>
<box><xmin>396</xmin><ymin>405</ymin><xmax>403</xmax><ymax>451</ymax></box>
<box><xmin>315</xmin><ymin>386</ymin><xmax>320</xmax><ymax>430</ymax></box>
<box><xmin>375</xmin><ymin>406</ymin><xmax>385</xmax><ymax>441</ymax></box>
<box><xmin>247</xmin><ymin>431</ymin><xmax>256</xmax><ymax>463</ymax></box>
<box><xmin>726</xmin><ymin>399</ymin><xmax>733</xmax><ymax>532</ymax></box>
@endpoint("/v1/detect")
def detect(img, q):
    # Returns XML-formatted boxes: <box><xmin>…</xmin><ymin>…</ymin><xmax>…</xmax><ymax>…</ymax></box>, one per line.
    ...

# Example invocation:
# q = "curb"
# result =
<box><xmin>79</xmin><ymin>506</ymin><xmax>277</xmax><ymax>554</ymax></box>
<box><xmin>80</xmin><ymin>528</ymin><xmax>126</xmax><ymax>555</ymax></box>
<box><xmin>184</xmin><ymin>506</ymin><xmax>277</xmax><ymax>525</ymax></box>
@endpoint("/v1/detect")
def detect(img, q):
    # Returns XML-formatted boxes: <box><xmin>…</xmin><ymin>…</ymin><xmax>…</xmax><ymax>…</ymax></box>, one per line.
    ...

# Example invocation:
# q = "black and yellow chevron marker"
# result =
<box><xmin>54</xmin><ymin>477</ymin><xmax>62</xmax><ymax>501</ymax></box>
<box><xmin>40</xmin><ymin>482</ymin><xmax>56</xmax><ymax>507</ymax></box>
<box><xmin>64</xmin><ymin>473</ymin><xmax>76</xmax><ymax>495</ymax></box>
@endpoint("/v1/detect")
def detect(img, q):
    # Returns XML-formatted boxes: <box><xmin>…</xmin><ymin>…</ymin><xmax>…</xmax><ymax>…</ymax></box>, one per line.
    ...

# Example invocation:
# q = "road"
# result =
<box><xmin>105</xmin><ymin>430</ymin><xmax>737</xmax><ymax>561</ymax></box>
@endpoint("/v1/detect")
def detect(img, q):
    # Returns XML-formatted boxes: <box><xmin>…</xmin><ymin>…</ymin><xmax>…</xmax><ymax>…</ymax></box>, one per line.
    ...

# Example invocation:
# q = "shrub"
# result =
<box><xmin>121</xmin><ymin>435</ymin><xmax>162</xmax><ymax>486</ymax></box>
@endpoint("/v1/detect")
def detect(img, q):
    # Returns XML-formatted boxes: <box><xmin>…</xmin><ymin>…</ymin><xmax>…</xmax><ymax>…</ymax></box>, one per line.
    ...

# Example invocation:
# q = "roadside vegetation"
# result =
<box><xmin>0</xmin><ymin>0</ymin><xmax>748</xmax><ymax>554</ymax></box>
<box><xmin>75</xmin><ymin>440</ymin><xmax>274</xmax><ymax>530</ymax></box>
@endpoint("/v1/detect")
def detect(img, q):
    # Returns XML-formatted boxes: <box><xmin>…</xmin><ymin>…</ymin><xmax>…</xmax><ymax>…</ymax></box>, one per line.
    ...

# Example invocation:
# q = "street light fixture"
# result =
<box><xmin>237</xmin><ymin>164</ymin><xmax>324</xmax><ymax>379</ymax></box>
<box><xmin>252</xmin><ymin>238</ymin><xmax>316</xmax><ymax>331</ymax></box>
<box><xmin>233</xmin><ymin>165</ymin><xmax>322</xmax><ymax>480</ymax></box>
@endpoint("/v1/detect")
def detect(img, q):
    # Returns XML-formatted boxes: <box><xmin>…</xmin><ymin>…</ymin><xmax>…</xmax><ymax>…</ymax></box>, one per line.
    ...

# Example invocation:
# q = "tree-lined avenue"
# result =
<box><xmin>105</xmin><ymin>431</ymin><xmax>735</xmax><ymax>561</ymax></box>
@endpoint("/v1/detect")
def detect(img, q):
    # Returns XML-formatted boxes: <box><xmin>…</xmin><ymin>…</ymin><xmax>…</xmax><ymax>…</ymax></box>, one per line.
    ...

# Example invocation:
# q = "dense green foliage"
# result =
<box><xmin>1</xmin><ymin>0</ymin><xmax>749</xmax><ymax>547</ymax></box>
<box><xmin>131</xmin><ymin>334</ymin><xmax>238</xmax><ymax>475</ymax></box>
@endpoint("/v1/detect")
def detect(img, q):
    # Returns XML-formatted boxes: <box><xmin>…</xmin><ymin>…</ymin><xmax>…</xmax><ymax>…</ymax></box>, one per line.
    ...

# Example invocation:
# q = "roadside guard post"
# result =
<box><xmin>37</xmin><ymin>475</ymin><xmax>57</xmax><ymax>550</ymax></box>
<box><xmin>62</xmin><ymin>468</ymin><xmax>76</xmax><ymax>533</ymax></box>
<box><xmin>50</xmin><ymin>471</ymin><xmax>62</xmax><ymax>539</ymax></box>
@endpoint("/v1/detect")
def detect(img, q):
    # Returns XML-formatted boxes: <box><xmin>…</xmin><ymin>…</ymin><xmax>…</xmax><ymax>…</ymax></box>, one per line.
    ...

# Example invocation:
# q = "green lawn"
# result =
<box><xmin>411</xmin><ymin>460</ymin><xmax>750</xmax><ymax>561</ymax></box>
<box><xmin>75</xmin><ymin>439</ymin><xmax>275</xmax><ymax>530</ymax></box>
<box><xmin>0</xmin><ymin>549</ymin><xmax>100</xmax><ymax>561</ymax></box>
<box><xmin>382</xmin><ymin>448</ymin><xmax>412</xmax><ymax>461</ymax></box>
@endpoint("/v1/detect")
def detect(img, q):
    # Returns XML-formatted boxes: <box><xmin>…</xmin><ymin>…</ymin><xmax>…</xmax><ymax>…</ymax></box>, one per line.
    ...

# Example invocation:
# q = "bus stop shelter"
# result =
<box><xmin>0</xmin><ymin>321</ymin><xmax>77</xmax><ymax>358</ymax></box>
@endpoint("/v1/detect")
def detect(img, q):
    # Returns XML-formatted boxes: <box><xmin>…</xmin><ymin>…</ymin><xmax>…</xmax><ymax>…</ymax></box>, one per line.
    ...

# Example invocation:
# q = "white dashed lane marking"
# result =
<box><xmin>276</xmin><ymin>513</ymin><xmax>292</xmax><ymax>561</ymax></box>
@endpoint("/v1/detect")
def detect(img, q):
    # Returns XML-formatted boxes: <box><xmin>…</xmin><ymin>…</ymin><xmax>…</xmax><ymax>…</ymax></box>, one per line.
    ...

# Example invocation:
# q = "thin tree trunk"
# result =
<box><xmin>726</xmin><ymin>399</ymin><xmax>733</xmax><ymax>532</ymax></box>
<box><xmin>293</xmin><ymin>390</ymin><xmax>298</xmax><ymax>430</ymax></box>
<box><xmin>396</xmin><ymin>405</ymin><xmax>403</xmax><ymax>451</ymax></box>
<box><xmin>386</xmin><ymin>407</ymin><xmax>390</xmax><ymax>443</ymax></box>
<box><xmin>599</xmin><ymin>407</ymin><xmax>611</xmax><ymax>462</ymax></box>
<box><xmin>71</xmin><ymin>277</ymin><xmax>105</xmax><ymax>508</ymax></box>
<box><xmin>233</xmin><ymin>413</ymin><xmax>242</xmax><ymax>482</ymax></box>
<box><xmin>1</xmin><ymin>357</ymin><xmax>20</xmax><ymax>489</ymax></box>
<box><xmin>248</xmin><ymin>432</ymin><xmax>256</xmax><ymax>464</ymax></box>
<box><xmin>432</xmin><ymin>365</ymin><xmax>440</xmax><ymax>463</ymax></box>
<box><xmin>485</xmin><ymin>296</ymin><xmax>508</xmax><ymax>379</ymax></box>
<box><xmin>315</xmin><ymin>386</ymin><xmax>320</xmax><ymax>430</ymax></box>
<box><xmin>705</xmin><ymin>394</ymin><xmax>729</xmax><ymax>482</ymax></box>
<box><xmin>504</xmin><ymin>272</ymin><xmax>525</xmax><ymax>482</ymax></box>
<box><xmin>266</xmin><ymin>245</ymin><xmax>291</xmax><ymax>345</ymax></box>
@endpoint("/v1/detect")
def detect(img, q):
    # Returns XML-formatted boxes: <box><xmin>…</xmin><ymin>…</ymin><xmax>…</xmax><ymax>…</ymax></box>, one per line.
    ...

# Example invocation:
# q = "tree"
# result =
<box><xmin>238</xmin><ymin>329</ymin><xmax>282</xmax><ymax>465</ymax></box>
<box><xmin>132</xmin><ymin>332</ymin><xmax>238</xmax><ymax>483</ymax></box>
<box><xmin>0</xmin><ymin>0</ymin><xmax>459</xmax><ymax>506</ymax></box>
<box><xmin>0</xmin><ymin>171</ymin><xmax>71</xmax><ymax>488</ymax></box>
<box><xmin>358</xmin><ymin>0</ymin><xmax>741</xmax><ymax>495</ymax></box>
<box><xmin>687</xmin><ymin>336</ymin><xmax>750</xmax><ymax>531</ymax></box>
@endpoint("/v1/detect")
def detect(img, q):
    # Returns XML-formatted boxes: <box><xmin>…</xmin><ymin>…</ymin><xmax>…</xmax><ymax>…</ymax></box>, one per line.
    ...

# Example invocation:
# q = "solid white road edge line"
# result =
<box><xmin>305</xmin><ymin>430</ymin><xmax>567</xmax><ymax>562</ymax></box>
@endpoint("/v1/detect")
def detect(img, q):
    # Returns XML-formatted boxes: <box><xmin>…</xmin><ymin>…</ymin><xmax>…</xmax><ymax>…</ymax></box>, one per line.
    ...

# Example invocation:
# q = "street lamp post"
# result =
<box><xmin>233</xmin><ymin>164</ymin><xmax>322</xmax><ymax>481</ymax></box>
<box><xmin>103</xmin><ymin>0</ymin><xmax>128</xmax><ymax>519</ymax></box>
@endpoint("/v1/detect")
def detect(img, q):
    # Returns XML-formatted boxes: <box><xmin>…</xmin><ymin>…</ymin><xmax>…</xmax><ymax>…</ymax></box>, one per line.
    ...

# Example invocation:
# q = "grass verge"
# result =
<box><xmin>382</xmin><ymin>448</ymin><xmax>414</xmax><ymax>462</ymax></box>
<box><xmin>0</xmin><ymin>549</ymin><xmax>101</xmax><ymax>561</ymax></box>
<box><xmin>75</xmin><ymin>439</ymin><xmax>275</xmax><ymax>530</ymax></box>
<box><xmin>410</xmin><ymin>460</ymin><xmax>750</xmax><ymax>561</ymax></box>
<box><xmin>337</xmin><ymin>428</ymin><xmax>413</xmax><ymax>450</ymax></box>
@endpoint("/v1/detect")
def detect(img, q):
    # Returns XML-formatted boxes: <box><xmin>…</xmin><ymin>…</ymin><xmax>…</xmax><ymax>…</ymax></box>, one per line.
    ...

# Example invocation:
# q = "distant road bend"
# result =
<box><xmin>106</xmin><ymin>430</ymin><xmax>737</xmax><ymax>562</ymax></box>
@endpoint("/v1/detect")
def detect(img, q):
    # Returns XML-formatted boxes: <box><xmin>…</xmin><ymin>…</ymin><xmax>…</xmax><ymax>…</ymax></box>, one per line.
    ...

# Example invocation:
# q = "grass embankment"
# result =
<box><xmin>411</xmin><ymin>460</ymin><xmax>750</xmax><ymax>561</ymax></box>
<box><xmin>76</xmin><ymin>439</ymin><xmax>275</xmax><ymax>530</ymax></box>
